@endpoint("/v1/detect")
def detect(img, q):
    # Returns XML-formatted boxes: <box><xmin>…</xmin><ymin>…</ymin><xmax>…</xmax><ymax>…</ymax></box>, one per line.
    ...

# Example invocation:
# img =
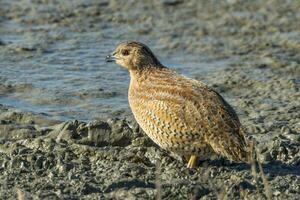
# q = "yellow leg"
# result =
<box><xmin>187</xmin><ymin>155</ymin><xmax>197</xmax><ymax>168</ymax></box>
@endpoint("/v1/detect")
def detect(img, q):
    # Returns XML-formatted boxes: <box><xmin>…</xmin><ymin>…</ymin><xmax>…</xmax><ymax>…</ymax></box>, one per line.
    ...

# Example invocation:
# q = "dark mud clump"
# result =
<box><xmin>0</xmin><ymin>0</ymin><xmax>300</xmax><ymax>199</ymax></box>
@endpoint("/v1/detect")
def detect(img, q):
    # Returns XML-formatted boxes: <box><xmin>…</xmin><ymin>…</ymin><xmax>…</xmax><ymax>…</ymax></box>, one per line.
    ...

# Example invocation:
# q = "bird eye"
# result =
<box><xmin>121</xmin><ymin>49</ymin><xmax>130</xmax><ymax>56</ymax></box>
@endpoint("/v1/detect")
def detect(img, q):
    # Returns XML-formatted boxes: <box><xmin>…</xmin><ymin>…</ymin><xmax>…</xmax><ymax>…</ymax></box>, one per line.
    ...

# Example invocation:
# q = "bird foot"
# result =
<box><xmin>187</xmin><ymin>155</ymin><xmax>197</xmax><ymax>168</ymax></box>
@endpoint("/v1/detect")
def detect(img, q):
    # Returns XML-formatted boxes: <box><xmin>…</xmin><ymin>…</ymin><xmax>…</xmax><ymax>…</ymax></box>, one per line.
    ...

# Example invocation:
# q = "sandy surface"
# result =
<box><xmin>0</xmin><ymin>0</ymin><xmax>300</xmax><ymax>199</ymax></box>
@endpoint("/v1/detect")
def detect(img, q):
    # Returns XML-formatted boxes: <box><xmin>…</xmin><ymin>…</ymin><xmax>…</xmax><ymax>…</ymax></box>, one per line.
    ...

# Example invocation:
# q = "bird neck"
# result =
<box><xmin>132</xmin><ymin>61</ymin><xmax>165</xmax><ymax>71</ymax></box>
<box><xmin>129</xmin><ymin>68</ymin><xmax>151</xmax><ymax>84</ymax></box>
<box><xmin>129</xmin><ymin>66</ymin><xmax>166</xmax><ymax>83</ymax></box>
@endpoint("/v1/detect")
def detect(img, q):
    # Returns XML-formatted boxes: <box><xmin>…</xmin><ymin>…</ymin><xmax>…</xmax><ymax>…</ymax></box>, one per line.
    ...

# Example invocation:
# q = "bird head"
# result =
<box><xmin>106</xmin><ymin>41</ymin><xmax>163</xmax><ymax>70</ymax></box>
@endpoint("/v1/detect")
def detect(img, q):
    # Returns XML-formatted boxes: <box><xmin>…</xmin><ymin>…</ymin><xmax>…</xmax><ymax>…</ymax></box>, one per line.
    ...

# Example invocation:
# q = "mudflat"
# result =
<box><xmin>0</xmin><ymin>0</ymin><xmax>299</xmax><ymax>199</ymax></box>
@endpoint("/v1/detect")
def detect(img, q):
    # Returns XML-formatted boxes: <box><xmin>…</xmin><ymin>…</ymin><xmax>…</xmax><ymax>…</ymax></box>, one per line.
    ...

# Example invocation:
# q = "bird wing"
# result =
<box><xmin>180</xmin><ymin>78</ymin><xmax>248</xmax><ymax>161</ymax></box>
<box><xmin>129</xmin><ymin>70</ymin><xmax>248</xmax><ymax>161</ymax></box>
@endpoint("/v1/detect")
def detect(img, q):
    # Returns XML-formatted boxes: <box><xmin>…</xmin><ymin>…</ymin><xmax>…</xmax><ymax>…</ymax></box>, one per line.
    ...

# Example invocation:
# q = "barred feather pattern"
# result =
<box><xmin>129</xmin><ymin>67</ymin><xmax>248</xmax><ymax>162</ymax></box>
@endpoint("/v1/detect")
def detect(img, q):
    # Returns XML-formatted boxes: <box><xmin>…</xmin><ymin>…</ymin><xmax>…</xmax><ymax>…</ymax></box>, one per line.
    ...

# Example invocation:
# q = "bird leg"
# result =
<box><xmin>187</xmin><ymin>155</ymin><xmax>197</xmax><ymax>168</ymax></box>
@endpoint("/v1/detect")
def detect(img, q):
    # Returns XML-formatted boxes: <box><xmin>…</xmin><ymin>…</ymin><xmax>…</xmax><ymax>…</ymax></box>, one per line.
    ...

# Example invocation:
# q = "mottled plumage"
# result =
<box><xmin>106</xmin><ymin>41</ymin><xmax>248</xmax><ymax>168</ymax></box>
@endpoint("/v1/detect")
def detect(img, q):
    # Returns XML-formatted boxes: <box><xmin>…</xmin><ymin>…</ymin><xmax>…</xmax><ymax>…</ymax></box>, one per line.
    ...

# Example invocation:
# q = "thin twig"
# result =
<box><xmin>155</xmin><ymin>160</ymin><xmax>162</xmax><ymax>200</ymax></box>
<box><xmin>249</xmin><ymin>140</ymin><xmax>258</xmax><ymax>183</ymax></box>
<box><xmin>16</xmin><ymin>188</ymin><xmax>24</xmax><ymax>200</ymax></box>
<box><xmin>258</xmin><ymin>160</ymin><xmax>272</xmax><ymax>200</ymax></box>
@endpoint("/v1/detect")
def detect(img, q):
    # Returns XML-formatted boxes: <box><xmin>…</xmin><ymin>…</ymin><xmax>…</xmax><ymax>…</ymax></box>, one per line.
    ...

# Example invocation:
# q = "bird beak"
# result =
<box><xmin>105</xmin><ymin>52</ymin><xmax>116</xmax><ymax>62</ymax></box>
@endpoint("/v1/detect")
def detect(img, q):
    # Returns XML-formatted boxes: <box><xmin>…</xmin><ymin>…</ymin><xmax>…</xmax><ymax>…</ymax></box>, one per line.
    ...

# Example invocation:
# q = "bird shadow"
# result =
<box><xmin>206</xmin><ymin>159</ymin><xmax>300</xmax><ymax>176</ymax></box>
<box><xmin>104</xmin><ymin>179</ymin><xmax>156</xmax><ymax>193</ymax></box>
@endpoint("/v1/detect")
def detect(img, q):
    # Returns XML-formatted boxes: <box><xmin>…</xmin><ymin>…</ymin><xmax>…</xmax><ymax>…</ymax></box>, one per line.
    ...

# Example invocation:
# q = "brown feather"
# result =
<box><xmin>110</xmin><ymin>41</ymin><xmax>248</xmax><ymax>163</ymax></box>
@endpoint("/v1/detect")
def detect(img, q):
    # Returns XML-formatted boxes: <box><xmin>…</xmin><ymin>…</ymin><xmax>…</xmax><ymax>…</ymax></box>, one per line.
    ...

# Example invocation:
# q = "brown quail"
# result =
<box><xmin>106</xmin><ymin>41</ymin><xmax>248</xmax><ymax>168</ymax></box>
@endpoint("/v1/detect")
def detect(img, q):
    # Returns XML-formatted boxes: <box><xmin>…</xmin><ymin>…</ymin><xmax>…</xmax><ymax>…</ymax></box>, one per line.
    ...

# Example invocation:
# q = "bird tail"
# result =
<box><xmin>230</xmin><ymin>127</ymin><xmax>252</xmax><ymax>164</ymax></box>
<box><xmin>207</xmin><ymin>126</ymin><xmax>256</xmax><ymax>164</ymax></box>
<box><xmin>226</xmin><ymin>139</ymin><xmax>250</xmax><ymax>163</ymax></box>
<box><xmin>208</xmin><ymin>135</ymin><xmax>249</xmax><ymax>163</ymax></box>
<box><xmin>232</xmin><ymin>127</ymin><xmax>257</xmax><ymax>164</ymax></box>
<box><xmin>211</xmin><ymin>127</ymin><xmax>252</xmax><ymax>163</ymax></box>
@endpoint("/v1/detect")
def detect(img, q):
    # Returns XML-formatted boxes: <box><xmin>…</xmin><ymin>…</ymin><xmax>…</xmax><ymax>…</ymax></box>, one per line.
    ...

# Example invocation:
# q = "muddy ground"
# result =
<box><xmin>0</xmin><ymin>0</ymin><xmax>300</xmax><ymax>199</ymax></box>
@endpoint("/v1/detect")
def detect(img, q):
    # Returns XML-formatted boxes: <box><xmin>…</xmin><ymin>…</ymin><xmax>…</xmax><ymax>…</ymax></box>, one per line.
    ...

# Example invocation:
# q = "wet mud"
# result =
<box><xmin>0</xmin><ymin>0</ymin><xmax>299</xmax><ymax>199</ymax></box>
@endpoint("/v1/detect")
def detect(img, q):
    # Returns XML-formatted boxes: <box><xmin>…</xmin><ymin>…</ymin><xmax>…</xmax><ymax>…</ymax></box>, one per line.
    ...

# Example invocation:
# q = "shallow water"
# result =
<box><xmin>0</xmin><ymin>8</ymin><xmax>229</xmax><ymax>121</ymax></box>
<box><xmin>1</xmin><ymin>0</ymin><xmax>297</xmax><ymax>123</ymax></box>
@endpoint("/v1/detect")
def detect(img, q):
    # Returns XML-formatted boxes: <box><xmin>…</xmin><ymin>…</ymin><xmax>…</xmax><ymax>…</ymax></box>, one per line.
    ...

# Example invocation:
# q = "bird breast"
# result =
<box><xmin>128</xmin><ymin>69</ymin><xmax>212</xmax><ymax>150</ymax></box>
